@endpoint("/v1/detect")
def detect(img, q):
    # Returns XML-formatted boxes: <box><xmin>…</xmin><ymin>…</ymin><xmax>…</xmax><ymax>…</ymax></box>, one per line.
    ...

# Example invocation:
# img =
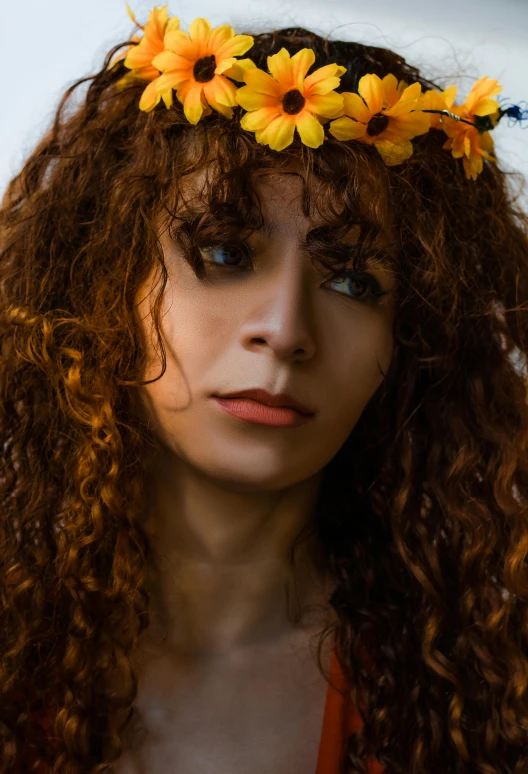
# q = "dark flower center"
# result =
<box><xmin>366</xmin><ymin>113</ymin><xmax>389</xmax><ymax>136</ymax></box>
<box><xmin>473</xmin><ymin>114</ymin><xmax>495</xmax><ymax>134</ymax></box>
<box><xmin>193</xmin><ymin>55</ymin><xmax>217</xmax><ymax>83</ymax></box>
<box><xmin>282</xmin><ymin>89</ymin><xmax>306</xmax><ymax>115</ymax></box>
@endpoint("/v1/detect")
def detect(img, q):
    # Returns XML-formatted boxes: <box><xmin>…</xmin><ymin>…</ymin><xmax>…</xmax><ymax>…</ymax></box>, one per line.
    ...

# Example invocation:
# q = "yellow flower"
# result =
<box><xmin>117</xmin><ymin>4</ymin><xmax>180</xmax><ymax>111</ymax></box>
<box><xmin>235</xmin><ymin>48</ymin><xmax>346</xmax><ymax>151</ymax></box>
<box><xmin>443</xmin><ymin>127</ymin><xmax>495</xmax><ymax>180</ymax></box>
<box><xmin>328</xmin><ymin>73</ymin><xmax>430</xmax><ymax>165</ymax></box>
<box><xmin>440</xmin><ymin>76</ymin><xmax>502</xmax><ymax>180</ymax></box>
<box><xmin>149</xmin><ymin>18</ymin><xmax>254</xmax><ymax>122</ymax></box>
<box><xmin>463</xmin><ymin>75</ymin><xmax>502</xmax><ymax>118</ymax></box>
<box><xmin>418</xmin><ymin>84</ymin><xmax>457</xmax><ymax>129</ymax></box>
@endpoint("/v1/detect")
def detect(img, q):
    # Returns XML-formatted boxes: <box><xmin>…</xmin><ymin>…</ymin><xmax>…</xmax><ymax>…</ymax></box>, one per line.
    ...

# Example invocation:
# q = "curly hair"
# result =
<box><xmin>1</xmin><ymin>21</ymin><xmax>528</xmax><ymax>774</ymax></box>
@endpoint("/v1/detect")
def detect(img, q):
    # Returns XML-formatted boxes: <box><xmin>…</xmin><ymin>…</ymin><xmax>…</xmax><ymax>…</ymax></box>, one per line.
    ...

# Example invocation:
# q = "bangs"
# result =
<box><xmin>156</xmin><ymin>122</ymin><xmax>400</xmax><ymax>282</ymax></box>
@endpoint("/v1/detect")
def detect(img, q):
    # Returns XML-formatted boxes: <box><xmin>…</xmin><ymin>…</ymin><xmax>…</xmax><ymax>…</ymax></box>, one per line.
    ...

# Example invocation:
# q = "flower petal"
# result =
<box><xmin>115</xmin><ymin>71</ymin><xmax>137</xmax><ymax>91</ymax></box>
<box><xmin>381</xmin><ymin>74</ymin><xmax>401</xmax><ymax>107</ymax></box>
<box><xmin>222</xmin><ymin>58</ymin><xmax>257</xmax><ymax>82</ymax></box>
<box><xmin>304</xmin><ymin>63</ymin><xmax>346</xmax><ymax>93</ymax></box>
<box><xmin>215</xmin><ymin>34</ymin><xmax>254</xmax><ymax>61</ymax></box>
<box><xmin>236</xmin><ymin>86</ymin><xmax>278</xmax><ymax>111</ymax></box>
<box><xmin>189</xmin><ymin>17</ymin><xmax>212</xmax><ymax>57</ymax></box>
<box><xmin>472</xmin><ymin>97</ymin><xmax>500</xmax><ymax>117</ymax></box>
<box><xmin>465</xmin><ymin>76</ymin><xmax>502</xmax><ymax>114</ymax></box>
<box><xmin>160</xmin><ymin>85</ymin><xmax>174</xmax><ymax>109</ymax></box>
<box><xmin>240</xmin><ymin>106</ymin><xmax>282</xmax><ymax>131</ymax></box>
<box><xmin>307</xmin><ymin>76</ymin><xmax>342</xmax><ymax>96</ymax></box>
<box><xmin>215</xmin><ymin>56</ymin><xmax>237</xmax><ymax>75</ymax></box>
<box><xmin>166</xmin><ymin>17</ymin><xmax>181</xmax><ymax>34</ymax></box>
<box><xmin>259</xmin><ymin>114</ymin><xmax>296</xmax><ymax>150</ymax></box>
<box><xmin>388</xmin><ymin>110</ymin><xmax>431</xmax><ymax>139</ymax></box>
<box><xmin>131</xmin><ymin>6</ymin><xmax>169</xmax><ymax>60</ymax></box>
<box><xmin>342</xmin><ymin>92</ymin><xmax>371</xmax><ymax>123</ymax></box>
<box><xmin>207</xmin><ymin>24</ymin><xmax>235</xmax><ymax>54</ymax></box>
<box><xmin>151</xmin><ymin>50</ymin><xmax>192</xmax><ymax>73</ymax></box>
<box><xmin>164</xmin><ymin>29</ymin><xmax>195</xmax><ymax>59</ymax></box>
<box><xmin>267</xmin><ymin>48</ymin><xmax>292</xmax><ymax>88</ymax></box>
<box><xmin>290</xmin><ymin>48</ymin><xmax>315</xmax><ymax>91</ymax></box>
<box><xmin>448</xmin><ymin>132</ymin><xmax>466</xmax><ymax>158</ymax></box>
<box><xmin>295</xmin><ymin>110</ymin><xmax>325</xmax><ymax>148</ymax></box>
<box><xmin>328</xmin><ymin>116</ymin><xmax>368</xmax><ymax>142</ymax></box>
<box><xmin>155</xmin><ymin>71</ymin><xmax>189</xmax><ymax>93</ymax></box>
<box><xmin>243</xmin><ymin>68</ymin><xmax>281</xmax><ymax>97</ymax></box>
<box><xmin>124</xmin><ymin>40</ymin><xmax>162</xmax><ymax>70</ymax></box>
<box><xmin>202</xmin><ymin>82</ymin><xmax>235</xmax><ymax>118</ymax></box>
<box><xmin>139</xmin><ymin>79</ymin><xmax>162</xmax><ymax>112</ymax></box>
<box><xmin>148</xmin><ymin>6</ymin><xmax>170</xmax><ymax>42</ymax></box>
<box><xmin>463</xmin><ymin>154</ymin><xmax>482</xmax><ymax>180</ymax></box>
<box><xmin>419</xmin><ymin>86</ymin><xmax>457</xmax><ymax>128</ymax></box>
<box><xmin>480</xmin><ymin>131</ymin><xmax>494</xmax><ymax>153</ymax></box>
<box><xmin>306</xmin><ymin>91</ymin><xmax>344</xmax><ymax>118</ymax></box>
<box><xmin>386</xmin><ymin>82</ymin><xmax>422</xmax><ymax>116</ymax></box>
<box><xmin>119</xmin><ymin>64</ymin><xmax>160</xmax><ymax>85</ymax></box>
<box><xmin>358</xmin><ymin>74</ymin><xmax>383</xmax><ymax>114</ymax></box>
<box><xmin>204</xmin><ymin>75</ymin><xmax>238</xmax><ymax>107</ymax></box>
<box><xmin>442</xmin><ymin>84</ymin><xmax>457</xmax><ymax>109</ymax></box>
<box><xmin>125</xmin><ymin>1</ymin><xmax>142</xmax><ymax>29</ymax></box>
<box><xmin>181</xmin><ymin>83</ymin><xmax>206</xmax><ymax>124</ymax></box>
<box><xmin>374</xmin><ymin>139</ymin><xmax>413</xmax><ymax>165</ymax></box>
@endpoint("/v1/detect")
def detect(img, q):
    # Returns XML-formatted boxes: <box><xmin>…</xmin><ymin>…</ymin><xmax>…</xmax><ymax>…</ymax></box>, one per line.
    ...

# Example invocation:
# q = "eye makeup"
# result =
<box><xmin>197</xmin><ymin>241</ymin><xmax>391</xmax><ymax>306</ymax></box>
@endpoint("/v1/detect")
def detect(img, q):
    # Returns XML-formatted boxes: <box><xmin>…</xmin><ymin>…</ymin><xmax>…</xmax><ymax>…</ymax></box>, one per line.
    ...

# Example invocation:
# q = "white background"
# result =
<box><xmin>1</xmin><ymin>0</ymin><xmax>527</xmax><ymax>203</ymax></box>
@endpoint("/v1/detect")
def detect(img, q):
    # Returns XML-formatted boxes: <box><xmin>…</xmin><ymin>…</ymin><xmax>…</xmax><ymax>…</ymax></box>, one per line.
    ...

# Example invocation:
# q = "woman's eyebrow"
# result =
<box><xmin>253</xmin><ymin>220</ymin><xmax>398</xmax><ymax>264</ymax></box>
<box><xmin>255</xmin><ymin>218</ymin><xmax>388</xmax><ymax>245</ymax></box>
<box><xmin>260</xmin><ymin>224</ymin><xmax>398</xmax><ymax>278</ymax></box>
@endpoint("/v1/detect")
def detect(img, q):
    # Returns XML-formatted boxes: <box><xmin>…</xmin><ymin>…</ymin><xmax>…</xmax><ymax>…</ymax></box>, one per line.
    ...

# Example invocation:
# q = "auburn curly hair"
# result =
<box><xmin>0</xmin><ymin>20</ymin><xmax>527</xmax><ymax>774</ymax></box>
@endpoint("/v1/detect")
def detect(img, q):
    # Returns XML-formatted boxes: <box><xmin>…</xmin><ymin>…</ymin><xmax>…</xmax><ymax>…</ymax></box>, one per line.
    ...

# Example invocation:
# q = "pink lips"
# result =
<box><xmin>213</xmin><ymin>397</ymin><xmax>314</xmax><ymax>427</ymax></box>
<box><xmin>217</xmin><ymin>387</ymin><xmax>313</xmax><ymax>415</ymax></box>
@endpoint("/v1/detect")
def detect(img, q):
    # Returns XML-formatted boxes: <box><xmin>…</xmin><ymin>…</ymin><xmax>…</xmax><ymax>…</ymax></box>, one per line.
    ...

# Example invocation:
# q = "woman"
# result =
<box><xmin>1</xmin><ymin>5</ymin><xmax>527</xmax><ymax>773</ymax></box>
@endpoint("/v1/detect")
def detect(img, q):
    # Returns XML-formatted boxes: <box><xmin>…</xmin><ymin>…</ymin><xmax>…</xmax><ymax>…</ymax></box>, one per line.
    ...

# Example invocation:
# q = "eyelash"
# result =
<box><xmin>198</xmin><ymin>243</ymin><xmax>390</xmax><ymax>305</ymax></box>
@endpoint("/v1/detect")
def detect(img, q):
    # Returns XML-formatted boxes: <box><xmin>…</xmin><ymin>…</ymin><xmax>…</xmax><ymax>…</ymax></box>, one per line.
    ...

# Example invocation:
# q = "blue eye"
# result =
<box><xmin>325</xmin><ymin>271</ymin><xmax>389</xmax><ymax>304</ymax></box>
<box><xmin>200</xmin><ymin>244</ymin><xmax>252</xmax><ymax>269</ymax></box>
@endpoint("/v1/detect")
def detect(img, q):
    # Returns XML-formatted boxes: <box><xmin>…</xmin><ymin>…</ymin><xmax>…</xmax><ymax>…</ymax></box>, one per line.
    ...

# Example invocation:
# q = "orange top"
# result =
<box><xmin>316</xmin><ymin>648</ymin><xmax>385</xmax><ymax>774</ymax></box>
<box><xmin>13</xmin><ymin>647</ymin><xmax>384</xmax><ymax>773</ymax></box>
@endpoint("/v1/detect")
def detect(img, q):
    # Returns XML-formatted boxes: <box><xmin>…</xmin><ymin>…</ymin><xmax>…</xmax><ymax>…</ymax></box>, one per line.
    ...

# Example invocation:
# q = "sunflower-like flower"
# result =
<box><xmin>117</xmin><ymin>4</ymin><xmax>180</xmax><ymax>110</ymax></box>
<box><xmin>145</xmin><ymin>18</ymin><xmax>254</xmax><ymax>122</ymax></box>
<box><xmin>235</xmin><ymin>48</ymin><xmax>346</xmax><ymax>151</ymax></box>
<box><xmin>418</xmin><ymin>84</ymin><xmax>457</xmax><ymax>129</ymax></box>
<box><xmin>328</xmin><ymin>73</ymin><xmax>430</xmax><ymax>165</ymax></box>
<box><xmin>440</xmin><ymin>76</ymin><xmax>502</xmax><ymax>180</ymax></box>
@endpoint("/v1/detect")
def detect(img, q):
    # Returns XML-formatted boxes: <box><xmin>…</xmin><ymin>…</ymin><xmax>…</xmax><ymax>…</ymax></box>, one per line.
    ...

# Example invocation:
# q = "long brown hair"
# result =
<box><xmin>1</xmin><ymin>22</ymin><xmax>527</xmax><ymax>774</ymax></box>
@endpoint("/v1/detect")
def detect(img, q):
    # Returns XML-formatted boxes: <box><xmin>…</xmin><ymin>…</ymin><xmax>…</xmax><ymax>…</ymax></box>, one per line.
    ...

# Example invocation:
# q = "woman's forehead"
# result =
<box><xmin>166</xmin><ymin>158</ymin><xmax>395</xmax><ymax>246</ymax></box>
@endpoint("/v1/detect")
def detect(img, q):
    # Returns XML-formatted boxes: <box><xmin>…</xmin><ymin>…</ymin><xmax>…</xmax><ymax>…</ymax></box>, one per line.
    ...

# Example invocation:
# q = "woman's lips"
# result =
<box><xmin>213</xmin><ymin>397</ymin><xmax>314</xmax><ymax>427</ymax></box>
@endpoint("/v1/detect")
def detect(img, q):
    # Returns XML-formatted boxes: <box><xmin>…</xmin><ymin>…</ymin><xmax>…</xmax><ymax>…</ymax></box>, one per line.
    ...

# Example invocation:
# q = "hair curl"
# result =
<box><xmin>1</xmin><ymin>22</ymin><xmax>528</xmax><ymax>774</ymax></box>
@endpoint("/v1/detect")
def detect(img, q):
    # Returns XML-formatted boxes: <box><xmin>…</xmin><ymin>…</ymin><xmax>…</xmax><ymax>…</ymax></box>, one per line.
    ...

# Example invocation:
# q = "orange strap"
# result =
<box><xmin>315</xmin><ymin>649</ymin><xmax>385</xmax><ymax>774</ymax></box>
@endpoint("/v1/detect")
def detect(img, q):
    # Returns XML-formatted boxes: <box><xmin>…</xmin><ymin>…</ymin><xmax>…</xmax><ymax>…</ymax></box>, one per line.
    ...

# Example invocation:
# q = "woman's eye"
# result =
<box><xmin>325</xmin><ymin>271</ymin><xmax>389</xmax><ymax>304</ymax></box>
<box><xmin>198</xmin><ymin>244</ymin><xmax>388</xmax><ymax>305</ymax></box>
<box><xmin>199</xmin><ymin>244</ymin><xmax>252</xmax><ymax>270</ymax></box>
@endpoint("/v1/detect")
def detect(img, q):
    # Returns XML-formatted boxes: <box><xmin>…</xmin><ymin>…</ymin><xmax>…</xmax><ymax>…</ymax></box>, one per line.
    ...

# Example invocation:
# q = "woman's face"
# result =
<box><xmin>135</xmin><ymin>171</ymin><xmax>397</xmax><ymax>494</ymax></box>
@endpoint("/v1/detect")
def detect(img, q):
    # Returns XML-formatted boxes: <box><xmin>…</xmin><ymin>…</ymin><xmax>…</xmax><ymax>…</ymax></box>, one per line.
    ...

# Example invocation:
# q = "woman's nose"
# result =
<box><xmin>239</xmin><ymin>257</ymin><xmax>317</xmax><ymax>362</ymax></box>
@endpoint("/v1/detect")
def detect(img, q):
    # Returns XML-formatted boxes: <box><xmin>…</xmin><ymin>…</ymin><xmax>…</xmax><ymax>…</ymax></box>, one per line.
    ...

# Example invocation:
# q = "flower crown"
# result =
<box><xmin>114</xmin><ymin>3</ymin><xmax>528</xmax><ymax>181</ymax></box>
